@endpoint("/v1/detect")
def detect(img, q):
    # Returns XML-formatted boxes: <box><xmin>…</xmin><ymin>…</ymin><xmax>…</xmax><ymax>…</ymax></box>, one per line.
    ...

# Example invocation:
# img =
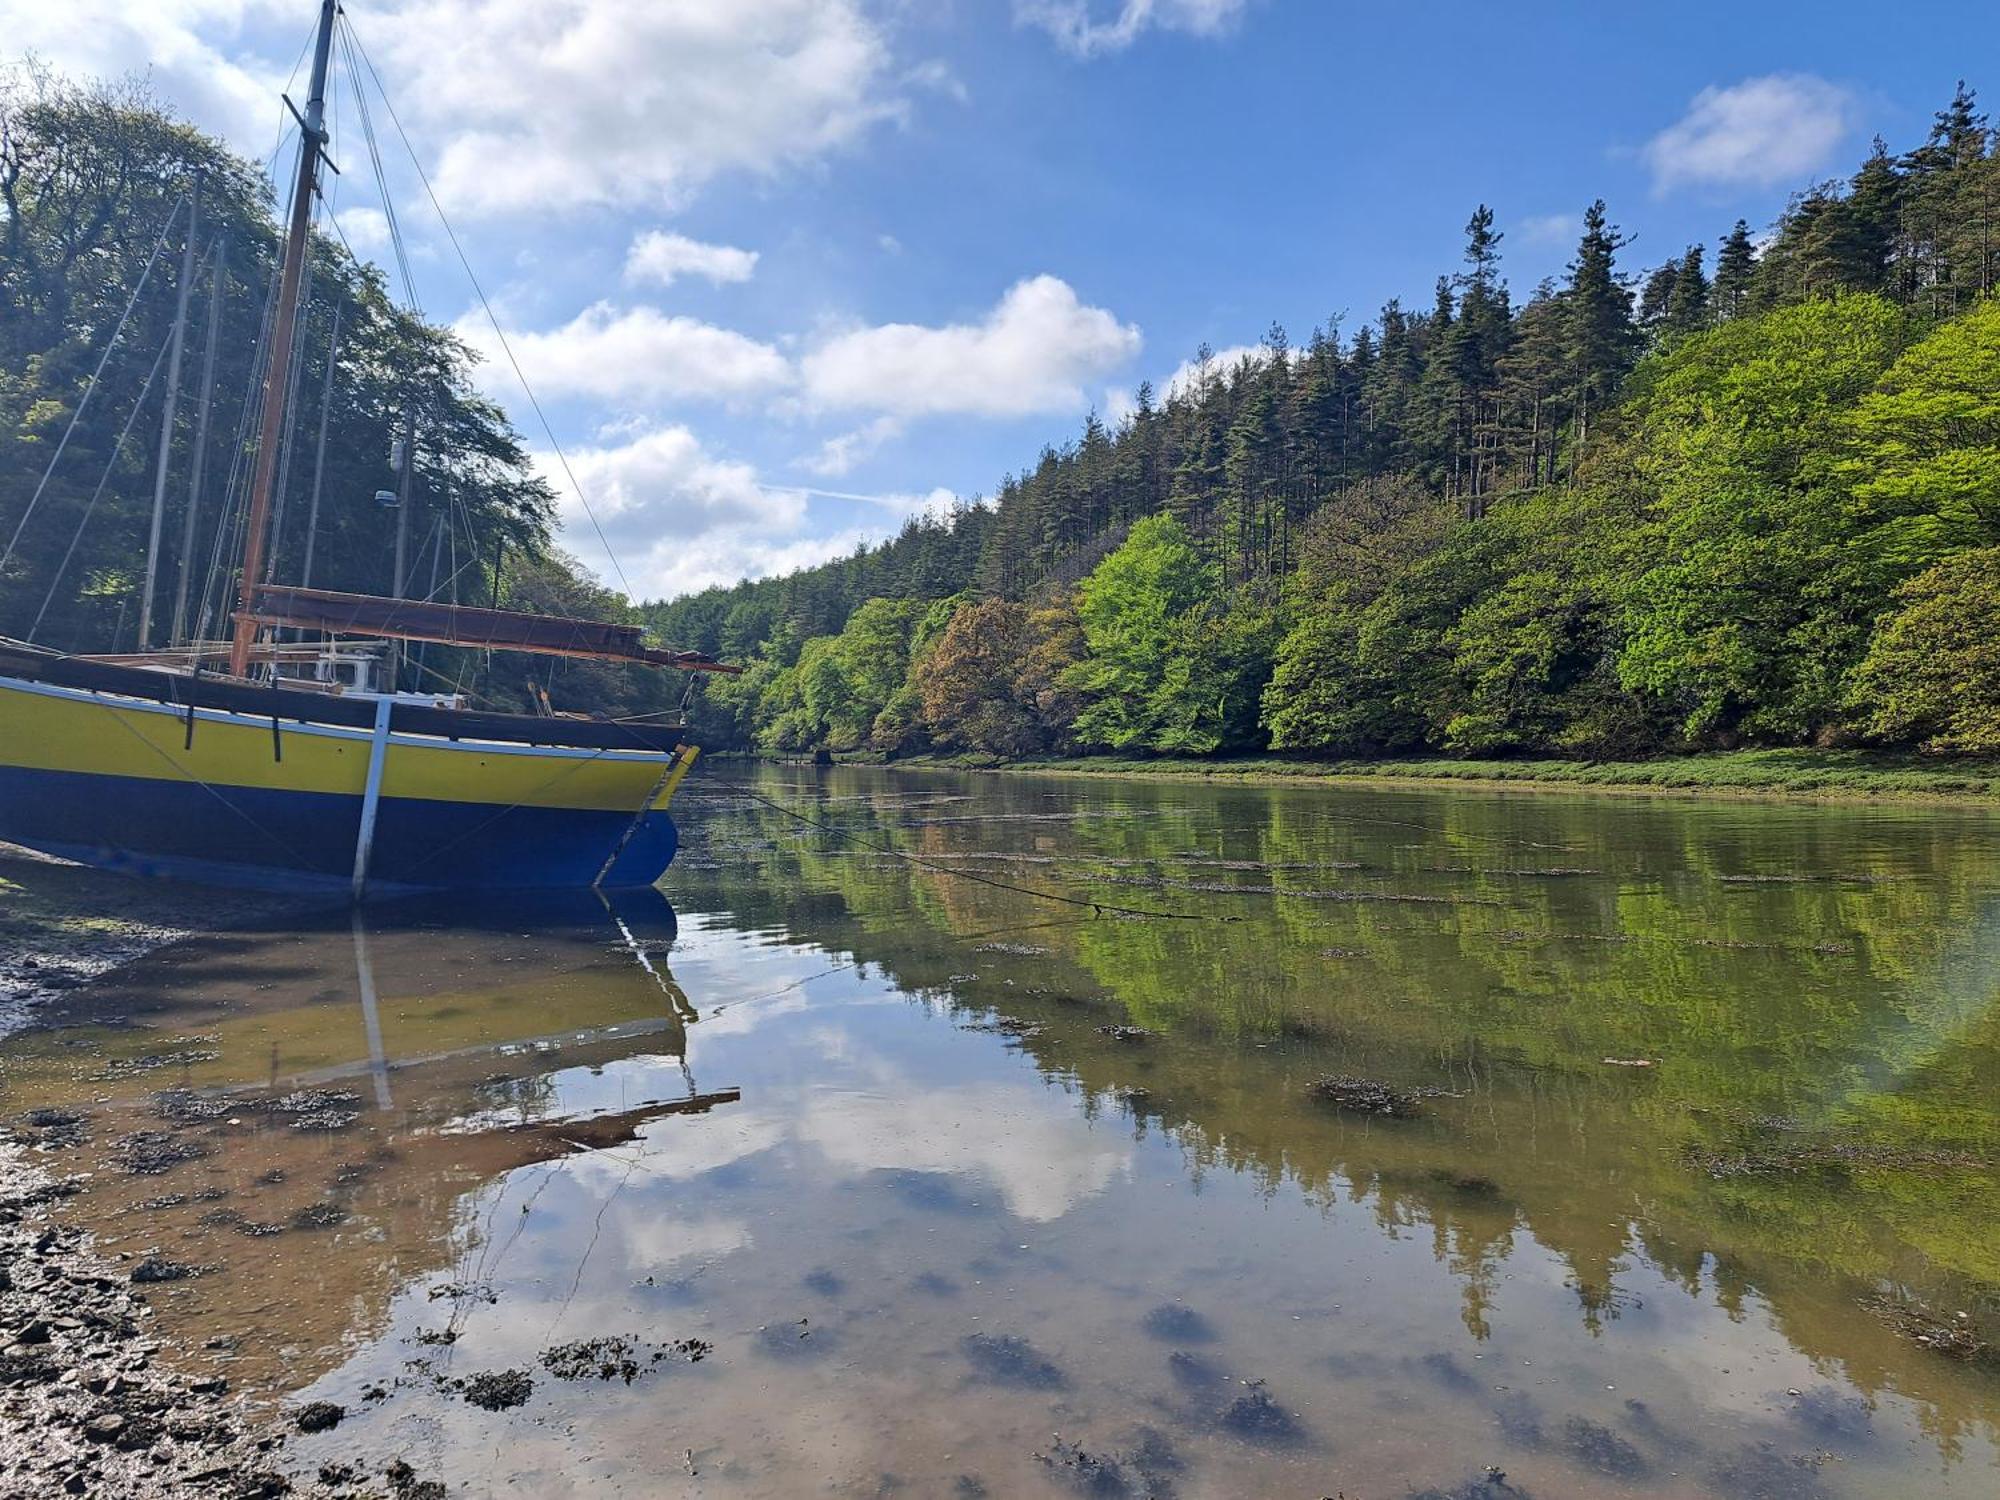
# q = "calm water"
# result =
<box><xmin>5</xmin><ymin>767</ymin><xmax>2000</xmax><ymax>1498</ymax></box>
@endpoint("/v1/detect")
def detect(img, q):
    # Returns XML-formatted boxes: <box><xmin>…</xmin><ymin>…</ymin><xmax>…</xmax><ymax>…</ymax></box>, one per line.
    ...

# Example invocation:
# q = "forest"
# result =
<box><xmin>3</xmin><ymin>70</ymin><xmax>1998</xmax><ymax>761</ymax></box>
<box><xmin>649</xmin><ymin>84</ymin><xmax>2000</xmax><ymax>764</ymax></box>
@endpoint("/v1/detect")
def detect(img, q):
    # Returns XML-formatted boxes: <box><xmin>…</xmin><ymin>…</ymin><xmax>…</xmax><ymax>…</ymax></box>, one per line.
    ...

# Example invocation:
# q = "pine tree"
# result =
<box><xmin>1637</xmin><ymin>260</ymin><xmax>1680</xmax><ymax>333</ymax></box>
<box><xmin>1495</xmin><ymin>280</ymin><xmax>1568</xmax><ymax>487</ymax></box>
<box><xmin>1446</xmin><ymin>205</ymin><xmax>1512</xmax><ymax>509</ymax></box>
<box><xmin>1846</xmin><ymin>139</ymin><xmax>1902</xmax><ymax>292</ymax></box>
<box><xmin>1224</xmin><ymin>373</ymin><xmax>1282</xmax><ymax>583</ymax></box>
<box><xmin>1713</xmin><ymin>220</ymin><xmax>1757</xmax><ymax>322</ymax></box>
<box><xmin>1564</xmin><ymin>200</ymin><xmax>1636</xmax><ymax>460</ymax></box>
<box><xmin>1901</xmin><ymin>83</ymin><xmax>1991</xmax><ymax>312</ymax></box>
<box><xmin>1665</xmin><ymin>245</ymin><xmax>1709</xmax><ymax>336</ymax></box>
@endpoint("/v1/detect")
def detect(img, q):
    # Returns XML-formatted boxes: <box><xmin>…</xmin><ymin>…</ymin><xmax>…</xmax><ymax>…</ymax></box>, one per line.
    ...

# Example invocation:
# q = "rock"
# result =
<box><xmin>82</xmin><ymin>1412</ymin><xmax>126</xmax><ymax>1442</ymax></box>
<box><xmin>1218</xmin><ymin>1378</ymin><xmax>1303</xmax><ymax>1443</ymax></box>
<box><xmin>1308</xmin><ymin>1074</ymin><xmax>1430</xmax><ymax>1117</ymax></box>
<box><xmin>294</xmin><ymin>1401</ymin><xmax>344</xmax><ymax>1433</ymax></box>
<box><xmin>130</xmin><ymin>1257</ymin><xmax>200</xmax><ymax>1285</ymax></box>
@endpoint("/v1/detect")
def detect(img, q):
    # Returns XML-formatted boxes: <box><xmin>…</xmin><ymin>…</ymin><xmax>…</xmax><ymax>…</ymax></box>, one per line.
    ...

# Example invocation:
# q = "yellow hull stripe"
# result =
<box><xmin>0</xmin><ymin>676</ymin><xmax>687</xmax><ymax>815</ymax></box>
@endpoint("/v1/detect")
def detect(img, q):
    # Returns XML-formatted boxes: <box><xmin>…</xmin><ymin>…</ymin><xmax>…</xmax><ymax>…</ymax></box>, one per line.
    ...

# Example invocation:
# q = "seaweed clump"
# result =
<box><xmin>1307</xmin><ymin>1075</ymin><xmax>1442</xmax><ymax>1118</ymax></box>
<box><xmin>1861</xmin><ymin>1296</ymin><xmax>1994</xmax><ymax>1366</ymax></box>
<box><xmin>456</xmin><ymin>1368</ymin><xmax>533</xmax><ymax>1411</ymax></box>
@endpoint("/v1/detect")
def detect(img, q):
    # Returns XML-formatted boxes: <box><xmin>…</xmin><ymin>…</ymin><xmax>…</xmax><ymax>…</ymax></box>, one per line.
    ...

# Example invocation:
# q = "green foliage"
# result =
<box><xmin>1613</xmin><ymin>295</ymin><xmax>1910</xmax><ymax>741</ymax></box>
<box><xmin>1842</xmin><ymin>299</ymin><xmax>2000</xmax><ymax>572</ymax></box>
<box><xmin>1853</xmin><ymin>548</ymin><xmax>2000</xmax><ymax>752</ymax></box>
<box><xmin>1067</xmin><ymin>515</ymin><xmax>1214</xmax><ymax>750</ymax></box>
<box><xmin>1264</xmin><ymin>479</ymin><xmax>1456</xmax><ymax>754</ymax></box>
<box><xmin>748</xmin><ymin>596</ymin><xmax>931</xmax><ymax>752</ymax></box>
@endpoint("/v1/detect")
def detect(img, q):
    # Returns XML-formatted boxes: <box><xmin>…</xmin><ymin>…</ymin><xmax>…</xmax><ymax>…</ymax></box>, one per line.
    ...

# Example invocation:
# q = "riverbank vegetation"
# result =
<box><xmin>653</xmin><ymin>86</ymin><xmax>2000</xmax><ymax>772</ymax></box>
<box><xmin>858</xmin><ymin>748</ymin><xmax>2000</xmax><ymax>801</ymax></box>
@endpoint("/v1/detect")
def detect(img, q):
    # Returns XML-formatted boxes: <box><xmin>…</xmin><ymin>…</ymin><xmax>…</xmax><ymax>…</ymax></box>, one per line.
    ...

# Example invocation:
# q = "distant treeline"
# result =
<box><xmin>650</xmin><ymin>84</ymin><xmax>2000</xmax><ymax>761</ymax></box>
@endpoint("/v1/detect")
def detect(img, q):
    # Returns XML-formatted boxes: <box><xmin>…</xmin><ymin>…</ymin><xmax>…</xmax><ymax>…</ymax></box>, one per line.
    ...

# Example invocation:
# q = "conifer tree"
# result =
<box><xmin>1564</xmin><ymin>200</ymin><xmax>1636</xmax><ymax>459</ymax></box>
<box><xmin>1637</xmin><ymin>260</ymin><xmax>1680</xmax><ymax>333</ymax></box>
<box><xmin>1495</xmin><ymin>281</ymin><xmax>1568</xmax><ymax>487</ymax></box>
<box><xmin>1712</xmin><ymin>221</ymin><xmax>1758</xmax><ymax>323</ymax></box>
<box><xmin>1665</xmin><ymin>246</ymin><xmax>1709</xmax><ymax>335</ymax></box>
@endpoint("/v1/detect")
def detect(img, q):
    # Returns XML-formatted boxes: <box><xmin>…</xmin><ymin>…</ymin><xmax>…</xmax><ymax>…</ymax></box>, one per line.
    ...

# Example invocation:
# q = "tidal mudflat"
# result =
<box><xmin>2</xmin><ymin>766</ymin><xmax>1997</xmax><ymax>1497</ymax></box>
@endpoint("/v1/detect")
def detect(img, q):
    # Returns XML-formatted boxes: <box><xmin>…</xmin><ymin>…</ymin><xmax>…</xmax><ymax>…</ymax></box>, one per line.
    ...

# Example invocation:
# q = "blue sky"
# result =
<box><xmin>11</xmin><ymin>1</ymin><xmax>1998</xmax><ymax>600</ymax></box>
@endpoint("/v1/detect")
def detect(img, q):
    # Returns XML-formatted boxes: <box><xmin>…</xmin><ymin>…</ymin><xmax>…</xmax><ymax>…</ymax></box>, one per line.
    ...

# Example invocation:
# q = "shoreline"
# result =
<box><xmin>0</xmin><ymin>850</ymin><xmax>446</xmax><ymax>1498</ymax></box>
<box><xmin>0</xmin><ymin>851</ymin><xmax>296</xmax><ymax>1498</ymax></box>
<box><xmin>736</xmin><ymin>749</ymin><xmax>2000</xmax><ymax>807</ymax></box>
<box><xmin>0</xmin><ymin>1142</ymin><xmax>297</xmax><ymax>1499</ymax></box>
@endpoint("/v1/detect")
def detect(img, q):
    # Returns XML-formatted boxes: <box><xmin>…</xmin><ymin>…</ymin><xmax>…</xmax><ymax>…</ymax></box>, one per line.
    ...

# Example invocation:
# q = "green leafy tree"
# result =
<box><xmin>1615</xmin><ymin>296</ymin><xmax>1909</xmax><ymax>740</ymax></box>
<box><xmin>1852</xmin><ymin>548</ymin><xmax>2000</xmax><ymax>751</ymax></box>
<box><xmin>1067</xmin><ymin>515</ymin><xmax>1214</xmax><ymax>750</ymax></box>
<box><xmin>1841</xmin><ymin>298</ymin><xmax>2000</xmax><ymax>573</ymax></box>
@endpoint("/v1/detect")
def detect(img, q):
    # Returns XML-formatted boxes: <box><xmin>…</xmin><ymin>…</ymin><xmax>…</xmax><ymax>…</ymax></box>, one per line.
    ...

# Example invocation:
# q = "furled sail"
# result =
<box><xmin>242</xmin><ymin>585</ymin><xmax>740</xmax><ymax>672</ymax></box>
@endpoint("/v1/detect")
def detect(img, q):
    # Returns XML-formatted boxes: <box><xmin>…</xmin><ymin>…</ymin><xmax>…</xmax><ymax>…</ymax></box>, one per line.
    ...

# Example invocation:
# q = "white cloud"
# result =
<box><xmin>363</xmin><ymin>0</ymin><xmax>904</xmax><ymax>215</ymax></box>
<box><xmin>334</xmin><ymin>205</ymin><xmax>392</xmax><ymax>255</ymax></box>
<box><xmin>802</xmin><ymin>275</ymin><xmax>1141</xmax><ymax>418</ymax></box>
<box><xmin>536</xmin><ymin>424</ymin><xmax>939</xmax><ymax>598</ymax></box>
<box><xmin>1</xmin><ymin>3</ymin><xmax>914</xmax><ymax>220</ymax></box>
<box><xmin>1017</xmin><ymin>0</ymin><xmax>1250</xmax><ymax>57</ymax></box>
<box><xmin>0</xmin><ymin>1</ymin><xmax>293</xmax><ymax>152</ymax></box>
<box><xmin>635</xmin><ymin>524</ymin><xmax>894</xmax><ymax>599</ymax></box>
<box><xmin>1160</xmin><ymin>342</ymin><xmax>1267</xmax><ymax>403</ymax></box>
<box><xmin>799</xmin><ymin>1083</ymin><xmax>1130</xmax><ymax>1222</ymax></box>
<box><xmin>904</xmin><ymin>57</ymin><xmax>969</xmax><ymax>104</ymax></box>
<box><xmin>541</xmin><ymin>423</ymin><xmax>796</xmax><ymax>546</ymax></box>
<box><xmin>461</xmin><ymin>302</ymin><xmax>790</xmax><ymax>405</ymax></box>
<box><xmin>1644</xmin><ymin>74</ymin><xmax>1854</xmax><ymax>194</ymax></box>
<box><xmin>624</xmin><ymin>230</ymin><xmax>759</xmax><ymax>288</ymax></box>
<box><xmin>796</xmin><ymin>484</ymin><xmax>957</xmax><ymax>517</ymax></box>
<box><xmin>1516</xmin><ymin>211</ymin><xmax>1579</xmax><ymax>249</ymax></box>
<box><xmin>801</xmin><ymin>416</ymin><xmax>903</xmax><ymax>477</ymax></box>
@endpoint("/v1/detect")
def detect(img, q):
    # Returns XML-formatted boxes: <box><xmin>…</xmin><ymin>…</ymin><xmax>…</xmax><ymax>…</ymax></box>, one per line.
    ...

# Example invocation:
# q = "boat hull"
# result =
<box><xmin>0</xmin><ymin>674</ymin><xmax>693</xmax><ymax>894</ymax></box>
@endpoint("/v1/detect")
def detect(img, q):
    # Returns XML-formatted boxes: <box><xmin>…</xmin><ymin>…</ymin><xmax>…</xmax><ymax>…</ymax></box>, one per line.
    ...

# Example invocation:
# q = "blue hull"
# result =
<box><xmin>0</xmin><ymin>764</ymin><xmax>678</xmax><ymax>895</ymax></box>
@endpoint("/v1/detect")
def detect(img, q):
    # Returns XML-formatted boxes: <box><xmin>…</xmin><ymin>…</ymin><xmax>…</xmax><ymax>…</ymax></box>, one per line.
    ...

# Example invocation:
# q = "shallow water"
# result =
<box><xmin>5</xmin><ymin>767</ymin><xmax>2000</xmax><ymax>1497</ymax></box>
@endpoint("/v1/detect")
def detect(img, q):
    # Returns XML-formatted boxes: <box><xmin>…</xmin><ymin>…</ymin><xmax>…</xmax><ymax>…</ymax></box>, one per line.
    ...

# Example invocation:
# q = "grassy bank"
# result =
<box><xmin>791</xmin><ymin>748</ymin><xmax>2000</xmax><ymax>803</ymax></box>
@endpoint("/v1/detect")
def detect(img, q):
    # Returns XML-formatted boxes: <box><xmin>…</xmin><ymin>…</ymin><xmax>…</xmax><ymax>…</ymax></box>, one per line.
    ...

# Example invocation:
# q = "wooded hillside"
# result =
<box><xmin>648</xmin><ymin>84</ymin><xmax>2000</xmax><ymax>762</ymax></box>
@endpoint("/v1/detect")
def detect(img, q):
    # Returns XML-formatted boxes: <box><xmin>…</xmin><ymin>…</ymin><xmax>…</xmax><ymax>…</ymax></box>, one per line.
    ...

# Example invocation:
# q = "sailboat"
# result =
<box><xmin>0</xmin><ymin>0</ymin><xmax>737</xmax><ymax>897</ymax></box>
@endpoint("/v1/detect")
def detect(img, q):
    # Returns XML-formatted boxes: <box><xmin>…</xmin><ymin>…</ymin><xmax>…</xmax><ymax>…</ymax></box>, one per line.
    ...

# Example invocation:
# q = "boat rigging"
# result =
<box><xmin>0</xmin><ymin>0</ymin><xmax>737</xmax><ymax>899</ymax></box>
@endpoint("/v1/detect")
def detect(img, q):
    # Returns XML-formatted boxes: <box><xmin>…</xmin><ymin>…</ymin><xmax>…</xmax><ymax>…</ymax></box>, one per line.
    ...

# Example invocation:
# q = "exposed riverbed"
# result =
<box><xmin>2</xmin><ymin>766</ymin><xmax>1998</xmax><ymax>1497</ymax></box>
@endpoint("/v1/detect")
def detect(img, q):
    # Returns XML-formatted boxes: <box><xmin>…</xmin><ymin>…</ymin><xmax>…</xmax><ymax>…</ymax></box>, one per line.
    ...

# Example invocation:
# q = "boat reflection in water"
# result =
<box><xmin>7</xmin><ymin>887</ymin><xmax>734</xmax><ymax>1396</ymax></box>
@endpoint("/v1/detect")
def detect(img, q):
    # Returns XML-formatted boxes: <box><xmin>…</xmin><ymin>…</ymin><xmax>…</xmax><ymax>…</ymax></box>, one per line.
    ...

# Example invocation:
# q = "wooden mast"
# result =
<box><xmin>228</xmin><ymin>0</ymin><xmax>337</xmax><ymax>678</ymax></box>
<box><xmin>138</xmin><ymin>170</ymin><xmax>199</xmax><ymax>650</ymax></box>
